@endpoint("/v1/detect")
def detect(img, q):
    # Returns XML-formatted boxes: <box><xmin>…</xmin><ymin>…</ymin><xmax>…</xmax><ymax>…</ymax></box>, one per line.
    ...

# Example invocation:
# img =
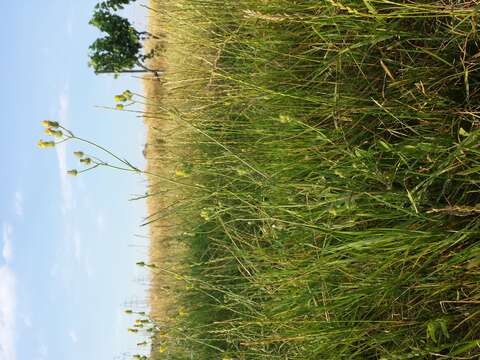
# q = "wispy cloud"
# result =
<box><xmin>2</xmin><ymin>223</ymin><xmax>13</xmax><ymax>263</ymax></box>
<box><xmin>38</xmin><ymin>343</ymin><xmax>48</xmax><ymax>357</ymax></box>
<box><xmin>0</xmin><ymin>266</ymin><xmax>16</xmax><ymax>360</ymax></box>
<box><xmin>13</xmin><ymin>192</ymin><xmax>23</xmax><ymax>218</ymax></box>
<box><xmin>20</xmin><ymin>314</ymin><xmax>32</xmax><ymax>328</ymax></box>
<box><xmin>55</xmin><ymin>92</ymin><xmax>73</xmax><ymax>214</ymax></box>
<box><xmin>68</xmin><ymin>329</ymin><xmax>79</xmax><ymax>344</ymax></box>
<box><xmin>73</xmin><ymin>231</ymin><xmax>81</xmax><ymax>262</ymax></box>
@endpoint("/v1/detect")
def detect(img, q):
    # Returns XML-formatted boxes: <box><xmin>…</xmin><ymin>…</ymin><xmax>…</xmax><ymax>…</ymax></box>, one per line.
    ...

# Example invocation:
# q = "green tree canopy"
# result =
<box><xmin>88</xmin><ymin>1</ymin><xmax>159</xmax><ymax>75</ymax></box>
<box><xmin>95</xmin><ymin>0</ymin><xmax>135</xmax><ymax>11</ymax></box>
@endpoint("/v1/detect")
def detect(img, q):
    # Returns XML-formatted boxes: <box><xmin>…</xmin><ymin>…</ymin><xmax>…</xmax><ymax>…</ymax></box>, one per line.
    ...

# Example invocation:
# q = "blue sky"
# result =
<box><xmin>1</xmin><ymin>1</ymin><xmax>153</xmax><ymax>359</ymax></box>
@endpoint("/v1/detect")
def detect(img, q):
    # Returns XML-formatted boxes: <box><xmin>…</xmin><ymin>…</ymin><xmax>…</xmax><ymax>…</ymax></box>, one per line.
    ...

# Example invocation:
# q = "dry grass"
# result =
<box><xmin>143</xmin><ymin>0</ymin><xmax>185</xmax><ymax>324</ymax></box>
<box><xmin>143</xmin><ymin>0</ymin><xmax>216</xmax><ymax>327</ymax></box>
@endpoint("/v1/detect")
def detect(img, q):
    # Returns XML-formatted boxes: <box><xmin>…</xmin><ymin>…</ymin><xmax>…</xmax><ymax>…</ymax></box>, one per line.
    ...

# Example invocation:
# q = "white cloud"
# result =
<box><xmin>96</xmin><ymin>213</ymin><xmax>105</xmax><ymax>229</ymax></box>
<box><xmin>13</xmin><ymin>192</ymin><xmax>23</xmax><ymax>218</ymax></box>
<box><xmin>55</xmin><ymin>92</ymin><xmax>73</xmax><ymax>215</ymax></box>
<box><xmin>68</xmin><ymin>329</ymin><xmax>78</xmax><ymax>344</ymax></box>
<box><xmin>67</xmin><ymin>21</ymin><xmax>74</xmax><ymax>37</ymax></box>
<box><xmin>84</xmin><ymin>255</ymin><xmax>94</xmax><ymax>278</ymax></box>
<box><xmin>20</xmin><ymin>314</ymin><xmax>32</xmax><ymax>328</ymax></box>
<box><xmin>38</xmin><ymin>343</ymin><xmax>48</xmax><ymax>357</ymax></box>
<box><xmin>49</xmin><ymin>263</ymin><xmax>60</xmax><ymax>278</ymax></box>
<box><xmin>73</xmin><ymin>231</ymin><xmax>81</xmax><ymax>262</ymax></box>
<box><xmin>2</xmin><ymin>223</ymin><xmax>13</xmax><ymax>263</ymax></box>
<box><xmin>0</xmin><ymin>266</ymin><xmax>16</xmax><ymax>360</ymax></box>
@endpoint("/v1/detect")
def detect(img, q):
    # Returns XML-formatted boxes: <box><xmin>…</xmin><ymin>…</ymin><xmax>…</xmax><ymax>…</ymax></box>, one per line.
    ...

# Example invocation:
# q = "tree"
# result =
<box><xmin>95</xmin><ymin>0</ymin><xmax>135</xmax><ymax>11</ymax></box>
<box><xmin>88</xmin><ymin>2</ymin><xmax>160</xmax><ymax>76</ymax></box>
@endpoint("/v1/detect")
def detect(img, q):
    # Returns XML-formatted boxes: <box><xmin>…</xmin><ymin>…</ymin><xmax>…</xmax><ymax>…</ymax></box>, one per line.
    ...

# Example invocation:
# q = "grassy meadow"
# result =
<box><xmin>140</xmin><ymin>1</ymin><xmax>480</xmax><ymax>359</ymax></box>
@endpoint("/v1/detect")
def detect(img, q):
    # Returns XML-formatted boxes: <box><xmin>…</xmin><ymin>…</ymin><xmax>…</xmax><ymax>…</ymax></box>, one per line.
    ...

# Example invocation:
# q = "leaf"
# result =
<box><xmin>377</xmin><ymin>140</ymin><xmax>392</xmax><ymax>151</ymax></box>
<box><xmin>439</xmin><ymin>319</ymin><xmax>449</xmax><ymax>339</ymax></box>
<box><xmin>459</xmin><ymin>127</ymin><xmax>469</xmax><ymax>137</ymax></box>
<box><xmin>362</xmin><ymin>0</ymin><xmax>377</xmax><ymax>13</ymax></box>
<box><xmin>451</xmin><ymin>340</ymin><xmax>480</xmax><ymax>356</ymax></box>
<box><xmin>427</xmin><ymin>321</ymin><xmax>437</xmax><ymax>343</ymax></box>
<box><xmin>380</xmin><ymin>60</ymin><xmax>395</xmax><ymax>80</ymax></box>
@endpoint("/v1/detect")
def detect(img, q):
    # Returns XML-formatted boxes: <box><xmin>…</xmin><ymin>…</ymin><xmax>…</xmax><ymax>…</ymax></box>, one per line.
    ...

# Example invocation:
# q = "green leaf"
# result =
<box><xmin>427</xmin><ymin>321</ymin><xmax>437</xmax><ymax>343</ymax></box>
<box><xmin>362</xmin><ymin>0</ymin><xmax>377</xmax><ymax>13</ymax></box>
<box><xmin>377</xmin><ymin>140</ymin><xmax>391</xmax><ymax>151</ymax></box>
<box><xmin>451</xmin><ymin>340</ymin><xmax>480</xmax><ymax>356</ymax></box>
<box><xmin>439</xmin><ymin>319</ymin><xmax>449</xmax><ymax>339</ymax></box>
<box><xmin>459</xmin><ymin>127</ymin><xmax>469</xmax><ymax>137</ymax></box>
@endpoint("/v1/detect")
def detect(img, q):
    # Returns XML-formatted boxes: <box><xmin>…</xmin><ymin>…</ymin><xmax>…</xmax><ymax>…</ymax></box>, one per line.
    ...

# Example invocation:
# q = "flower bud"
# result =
<box><xmin>41</xmin><ymin>120</ymin><xmax>60</xmax><ymax>128</ymax></box>
<box><xmin>80</xmin><ymin>158</ymin><xmax>92</xmax><ymax>165</ymax></box>
<box><xmin>67</xmin><ymin>169</ymin><xmax>78</xmax><ymax>176</ymax></box>
<box><xmin>123</xmin><ymin>90</ymin><xmax>133</xmax><ymax>100</ymax></box>
<box><xmin>116</xmin><ymin>104</ymin><xmax>124</xmax><ymax>110</ymax></box>
<box><xmin>73</xmin><ymin>151</ymin><xmax>84</xmax><ymax>158</ymax></box>
<box><xmin>52</xmin><ymin>130</ymin><xmax>63</xmax><ymax>138</ymax></box>
<box><xmin>38</xmin><ymin>140</ymin><xmax>55</xmax><ymax>148</ymax></box>
<box><xmin>114</xmin><ymin>94</ymin><xmax>127</xmax><ymax>102</ymax></box>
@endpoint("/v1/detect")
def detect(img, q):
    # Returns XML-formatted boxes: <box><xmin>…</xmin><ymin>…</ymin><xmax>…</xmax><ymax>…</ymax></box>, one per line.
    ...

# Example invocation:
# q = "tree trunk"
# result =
<box><xmin>95</xmin><ymin>68</ymin><xmax>162</xmax><ymax>75</ymax></box>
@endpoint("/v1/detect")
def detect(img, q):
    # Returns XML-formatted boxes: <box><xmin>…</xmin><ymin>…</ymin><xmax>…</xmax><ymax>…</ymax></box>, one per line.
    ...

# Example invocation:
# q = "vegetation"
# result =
<box><xmin>88</xmin><ymin>0</ymin><xmax>160</xmax><ymax>75</ymax></box>
<box><xmin>141</xmin><ymin>0</ymin><xmax>480</xmax><ymax>359</ymax></box>
<box><xmin>40</xmin><ymin>0</ymin><xmax>480</xmax><ymax>358</ymax></box>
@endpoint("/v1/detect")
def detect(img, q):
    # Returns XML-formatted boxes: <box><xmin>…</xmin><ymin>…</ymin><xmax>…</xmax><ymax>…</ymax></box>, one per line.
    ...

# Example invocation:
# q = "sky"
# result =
<box><xmin>0</xmin><ymin>1</ymin><xmax>154</xmax><ymax>359</ymax></box>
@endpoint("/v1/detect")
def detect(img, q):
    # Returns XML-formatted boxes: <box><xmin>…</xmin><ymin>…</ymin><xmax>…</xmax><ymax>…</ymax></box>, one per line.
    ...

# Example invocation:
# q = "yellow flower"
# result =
<box><xmin>114</xmin><ymin>94</ymin><xmax>127</xmax><ymax>102</ymax></box>
<box><xmin>175</xmin><ymin>168</ymin><xmax>187</xmax><ymax>177</ymax></box>
<box><xmin>41</xmin><ymin>120</ymin><xmax>60</xmax><ymax>128</ymax></box>
<box><xmin>52</xmin><ymin>130</ymin><xmax>63</xmax><ymax>138</ymax></box>
<box><xmin>200</xmin><ymin>209</ymin><xmax>210</xmax><ymax>221</ymax></box>
<box><xmin>159</xmin><ymin>346</ymin><xmax>166</xmax><ymax>353</ymax></box>
<box><xmin>67</xmin><ymin>169</ymin><xmax>78</xmax><ymax>176</ymax></box>
<box><xmin>73</xmin><ymin>151</ymin><xmax>84</xmax><ymax>158</ymax></box>
<box><xmin>37</xmin><ymin>140</ymin><xmax>55</xmax><ymax>148</ymax></box>
<box><xmin>45</xmin><ymin>128</ymin><xmax>63</xmax><ymax>138</ymax></box>
<box><xmin>178</xmin><ymin>306</ymin><xmax>187</xmax><ymax>317</ymax></box>
<box><xmin>127</xmin><ymin>328</ymin><xmax>138</xmax><ymax>333</ymax></box>
<box><xmin>116</xmin><ymin>104</ymin><xmax>124</xmax><ymax>110</ymax></box>
<box><xmin>80</xmin><ymin>158</ymin><xmax>92</xmax><ymax>165</ymax></box>
<box><xmin>123</xmin><ymin>90</ymin><xmax>133</xmax><ymax>100</ymax></box>
<box><xmin>278</xmin><ymin>114</ymin><xmax>292</xmax><ymax>123</ymax></box>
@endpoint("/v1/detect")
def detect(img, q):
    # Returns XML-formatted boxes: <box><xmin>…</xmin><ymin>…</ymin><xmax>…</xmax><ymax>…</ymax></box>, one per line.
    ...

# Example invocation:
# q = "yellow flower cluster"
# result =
<box><xmin>114</xmin><ymin>90</ymin><xmax>134</xmax><ymax>104</ymax></box>
<box><xmin>38</xmin><ymin>120</ymin><xmax>64</xmax><ymax>149</ymax></box>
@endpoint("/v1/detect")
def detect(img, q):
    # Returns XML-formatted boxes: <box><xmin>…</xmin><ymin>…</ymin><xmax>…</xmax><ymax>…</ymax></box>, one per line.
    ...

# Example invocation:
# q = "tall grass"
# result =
<box><xmin>145</xmin><ymin>1</ymin><xmax>480</xmax><ymax>359</ymax></box>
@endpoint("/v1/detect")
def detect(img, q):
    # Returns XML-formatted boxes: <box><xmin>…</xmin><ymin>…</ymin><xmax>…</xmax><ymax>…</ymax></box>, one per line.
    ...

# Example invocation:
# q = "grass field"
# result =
<box><xmin>141</xmin><ymin>1</ymin><xmax>480</xmax><ymax>359</ymax></box>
